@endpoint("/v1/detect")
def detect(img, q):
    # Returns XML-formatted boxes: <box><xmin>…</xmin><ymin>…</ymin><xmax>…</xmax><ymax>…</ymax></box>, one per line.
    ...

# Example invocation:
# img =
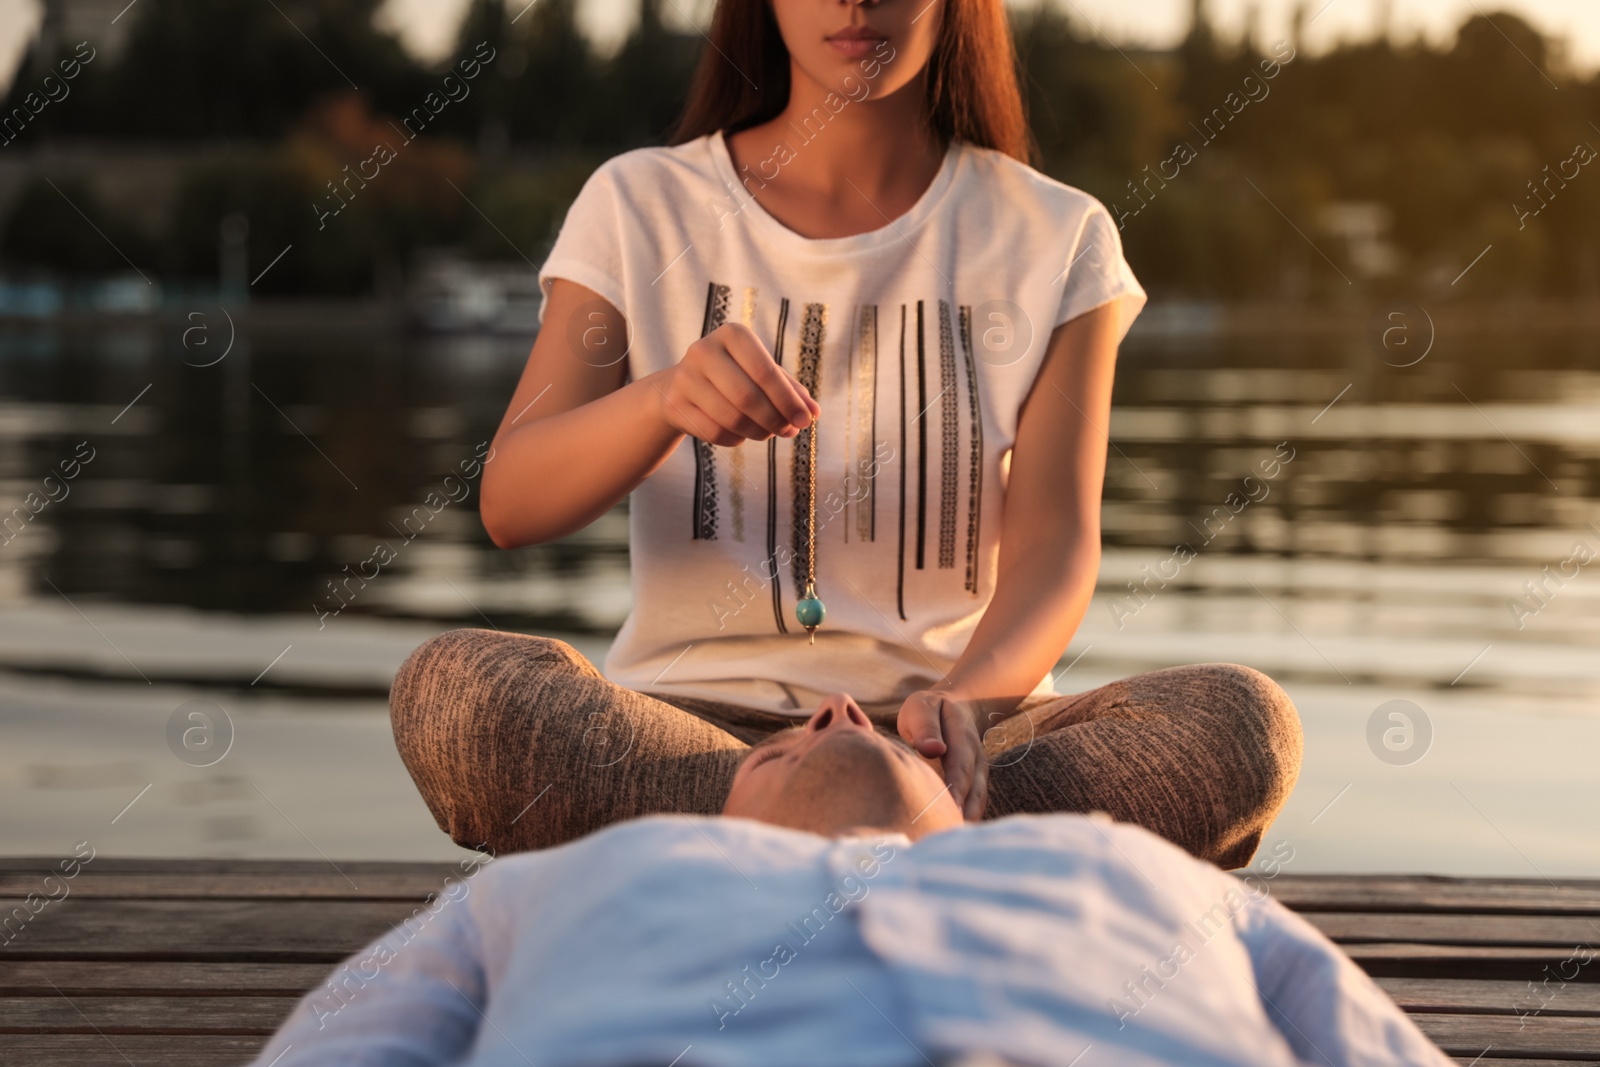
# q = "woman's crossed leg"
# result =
<box><xmin>391</xmin><ymin>629</ymin><xmax>1301</xmax><ymax>868</ymax></box>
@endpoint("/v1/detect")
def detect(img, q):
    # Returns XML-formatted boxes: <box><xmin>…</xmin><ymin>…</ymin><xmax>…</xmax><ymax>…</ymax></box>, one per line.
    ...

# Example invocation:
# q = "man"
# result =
<box><xmin>251</xmin><ymin>694</ymin><xmax>1448</xmax><ymax>1067</ymax></box>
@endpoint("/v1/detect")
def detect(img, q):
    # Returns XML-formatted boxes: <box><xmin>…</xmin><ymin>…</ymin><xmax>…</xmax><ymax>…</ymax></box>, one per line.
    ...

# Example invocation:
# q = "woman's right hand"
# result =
<box><xmin>651</xmin><ymin>323</ymin><xmax>819</xmax><ymax>446</ymax></box>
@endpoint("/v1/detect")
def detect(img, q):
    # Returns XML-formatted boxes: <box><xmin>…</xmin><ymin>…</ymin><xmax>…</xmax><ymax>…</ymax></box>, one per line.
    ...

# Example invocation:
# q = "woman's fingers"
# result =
<box><xmin>963</xmin><ymin>755</ymin><xmax>989</xmax><ymax>821</ymax></box>
<box><xmin>681</xmin><ymin>372</ymin><xmax>774</xmax><ymax>442</ymax></box>
<box><xmin>899</xmin><ymin>690</ymin><xmax>988</xmax><ymax>819</ymax></box>
<box><xmin>660</xmin><ymin>371</ymin><xmax>761</xmax><ymax>445</ymax></box>
<box><xmin>700</xmin><ymin>346</ymin><xmax>796</xmax><ymax>438</ymax></box>
<box><xmin>665</xmin><ymin>324</ymin><xmax>817</xmax><ymax>446</ymax></box>
<box><xmin>719</xmin><ymin>325</ymin><xmax>818</xmax><ymax>429</ymax></box>
<box><xmin>659</xmin><ymin>393</ymin><xmax>744</xmax><ymax>447</ymax></box>
<box><xmin>898</xmin><ymin>692</ymin><xmax>948</xmax><ymax>758</ymax></box>
<box><xmin>938</xmin><ymin>700</ymin><xmax>987</xmax><ymax>819</ymax></box>
<box><xmin>941</xmin><ymin>728</ymin><xmax>975</xmax><ymax>809</ymax></box>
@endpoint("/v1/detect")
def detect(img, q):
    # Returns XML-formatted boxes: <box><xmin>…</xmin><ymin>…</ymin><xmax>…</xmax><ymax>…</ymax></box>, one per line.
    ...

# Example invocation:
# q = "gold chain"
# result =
<box><xmin>806</xmin><ymin>419</ymin><xmax>817</xmax><ymax>589</ymax></box>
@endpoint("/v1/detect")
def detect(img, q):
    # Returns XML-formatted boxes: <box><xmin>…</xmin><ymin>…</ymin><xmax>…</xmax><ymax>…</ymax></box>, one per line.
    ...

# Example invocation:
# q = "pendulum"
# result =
<box><xmin>795</xmin><ymin>414</ymin><xmax>826</xmax><ymax>645</ymax></box>
<box><xmin>796</xmin><ymin>579</ymin><xmax>824</xmax><ymax>645</ymax></box>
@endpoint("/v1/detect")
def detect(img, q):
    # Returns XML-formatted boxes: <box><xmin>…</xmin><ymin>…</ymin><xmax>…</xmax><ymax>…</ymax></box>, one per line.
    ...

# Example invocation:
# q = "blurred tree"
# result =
<box><xmin>163</xmin><ymin>95</ymin><xmax>475</xmax><ymax>295</ymax></box>
<box><xmin>0</xmin><ymin>177</ymin><xmax>155</xmax><ymax>275</ymax></box>
<box><xmin>1014</xmin><ymin>4</ymin><xmax>1170</xmax><ymax>179</ymax></box>
<box><xmin>429</xmin><ymin>0</ymin><xmax>606</xmax><ymax>148</ymax></box>
<box><xmin>422</xmin><ymin>0</ymin><xmax>513</xmax><ymax>144</ymax></box>
<box><xmin>167</xmin><ymin>154</ymin><xmax>324</xmax><ymax>293</ymax></box>
<box><xmin>284</xmin><ymin>94</ymin><xmax>475</xmax><ymax>291</ymax></box>
<box><xmin>502</xmin><ymin>0</ymin><xmax>604</xmax><ymax>145</ymax></box>
<box><xmin>0</xmin><ymin>0</ymin><xmax>431</xmax><ymax>140</ymax></box>
<box><xmin>2</xmin><ymin>0</ymin><xmax>1597</xmax><ymax>302</ymax></box>
<box><xmin>599</xmin><ymin>0</ymin><xmax>701</xmax><ymax>145</ymax></box>
<box><xmin>461</xmin><ymin>159</ymin><xmax>596</xmax><ymax>263</ymax></box>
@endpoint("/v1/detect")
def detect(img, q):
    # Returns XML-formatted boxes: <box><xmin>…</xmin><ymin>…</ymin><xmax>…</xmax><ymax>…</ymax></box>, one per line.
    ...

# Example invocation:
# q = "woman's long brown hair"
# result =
<box><xmin>667</xmin><ymin>0</ymin><xmax>1034</xmax><ymax>164</ymax></box>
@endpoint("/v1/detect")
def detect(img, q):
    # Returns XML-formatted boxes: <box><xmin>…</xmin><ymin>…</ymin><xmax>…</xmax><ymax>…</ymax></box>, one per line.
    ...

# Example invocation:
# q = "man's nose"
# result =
<box><xmin>806</xmin><ymin>693</ymin><xmax>871</xmax><ymax>733</ymax></box>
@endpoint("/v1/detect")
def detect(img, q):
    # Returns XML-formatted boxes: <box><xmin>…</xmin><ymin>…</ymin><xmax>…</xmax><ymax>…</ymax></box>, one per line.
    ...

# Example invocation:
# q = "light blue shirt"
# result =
<box><xmin>250</xmin><ymin>813</ymin><xmax>1449</xmax><ymax>1067</ymax></box>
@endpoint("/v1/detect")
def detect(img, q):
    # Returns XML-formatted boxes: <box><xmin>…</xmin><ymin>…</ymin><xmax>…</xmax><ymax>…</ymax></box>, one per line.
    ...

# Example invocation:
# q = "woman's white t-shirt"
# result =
<box><xmin>537</xmin><ymin>131</ymin><xmax>1146</xmax><ymax>716</ymax></box>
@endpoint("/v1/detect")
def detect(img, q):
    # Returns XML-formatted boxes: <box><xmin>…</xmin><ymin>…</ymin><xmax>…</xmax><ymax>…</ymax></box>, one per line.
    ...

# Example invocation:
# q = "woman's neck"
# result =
<box><xmin>724</xmin><ymin>66</ymin><xmax>946</xmax><ymax>240</ymax></box>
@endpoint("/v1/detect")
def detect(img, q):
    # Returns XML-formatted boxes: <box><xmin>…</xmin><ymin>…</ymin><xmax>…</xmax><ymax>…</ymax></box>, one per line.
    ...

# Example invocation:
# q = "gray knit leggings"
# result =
<box><xmin>390</xmin><ymin>630</ymin><xmax>1303</xmax><ymax>870</ymax></box>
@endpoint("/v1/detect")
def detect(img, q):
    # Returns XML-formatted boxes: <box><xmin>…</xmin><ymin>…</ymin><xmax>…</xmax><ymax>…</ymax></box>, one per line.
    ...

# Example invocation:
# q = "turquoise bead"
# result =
<box><xmin>795</xmin><ymin>597</ymin><xmax>825</xmax><ymax>629</ymax></box>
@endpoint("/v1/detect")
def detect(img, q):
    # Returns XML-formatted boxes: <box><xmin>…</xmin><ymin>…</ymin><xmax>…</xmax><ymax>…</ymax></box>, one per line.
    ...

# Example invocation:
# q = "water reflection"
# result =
<box><xmin>1</xmin><ymin>314</ymin><xmax>1596</xmax><ymax>656</ymax></box>
<box><xmin>4</xmin><ymin>312</ymin><xmax>1597</xmax><ymax>869</ymax></box>
<box><xmin>0</xmin><ymin>316</ymin><xmax>622</xmax><ymax>629</ymax></box>
<box><xmin>0</xmin><ymin>316</ymin><xmax>1587</xmax><ymax>655</ymax></box>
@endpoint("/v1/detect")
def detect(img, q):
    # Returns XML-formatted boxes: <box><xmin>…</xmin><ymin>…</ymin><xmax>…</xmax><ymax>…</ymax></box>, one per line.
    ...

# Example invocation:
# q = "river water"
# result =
<box><xmin>1</xmin><ymin>312</ymin><xmax>1596</xmax><ymax>874</ymax></box>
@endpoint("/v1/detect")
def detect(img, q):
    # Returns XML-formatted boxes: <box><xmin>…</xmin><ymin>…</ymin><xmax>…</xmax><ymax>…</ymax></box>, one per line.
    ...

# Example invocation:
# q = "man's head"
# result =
<box><xmin>721</xmin><ymin>692</ymin><xmax>963</xmax><ymax>840</ymax></box>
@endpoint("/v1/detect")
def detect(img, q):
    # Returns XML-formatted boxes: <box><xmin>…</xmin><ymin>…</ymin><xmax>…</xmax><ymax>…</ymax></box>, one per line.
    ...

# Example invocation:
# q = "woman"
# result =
<box><xmin>391</xmin><ymin>0</ymin><xmax>1302</xmax><ymax>868</ymax></box>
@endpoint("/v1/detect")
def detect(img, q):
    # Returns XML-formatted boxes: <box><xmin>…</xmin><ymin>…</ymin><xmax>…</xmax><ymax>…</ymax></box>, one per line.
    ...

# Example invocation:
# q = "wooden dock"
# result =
<box><xmin>2</xmin><ymin>857</ymin><xmax>1596</xmax><ymax>1065</ymax></box>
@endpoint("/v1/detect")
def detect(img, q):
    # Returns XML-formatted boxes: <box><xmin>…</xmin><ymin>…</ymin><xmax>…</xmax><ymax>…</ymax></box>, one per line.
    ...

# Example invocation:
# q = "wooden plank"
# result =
<box><xmin>16</xmin><ymin>1033</ymin><xmax>1589</xmax><ymax>1067</ymax></box>
<box><xmin>25</xmin><ymin>898</ymin><xmax>1579</xmax><ymax>970</ymax></box>
<box><xmin>0</xmin><ymin>899</ymin><xmax>421</xmax><ymax>962</ymax></box>
<box><xmin>1377</xmin><ymin>977</ymin><xmax>1600</xmax><ymax>1016</ymax></box>
<box><xmin>0</xmin><ymin>857</ymin><xmax>464</xmax><ymax>876</ymax></box>
<box><xmin>1412</xmin><ymin>1012</ymin><xmax>1600</xmax><ymax>1059</ymax></box>
<box><xmin>5</xmin><ymin>863</ymin><xmax>1595</xmax><ymax>909</ymax></box>
<box><xmin>0</xmin><ymin>962</ymin><xmax>327</xmax><ymax>997</ymax></box>
<box><xmin>0</xmin><ymin>862</ymin><xmax>1514</xmax><ymax>886</ymax></box>
<box><xmin>0</xmin><ymin>1033</ymin><xmax>265</xmax><ymax>1067</ymax></box>
<box><xmin>0</xmin><ymin>995</ymin><xmax>295</xmax><ymax>1035</ymax></box>
<box><xmin>13</xmin><ymin>1037</ymin><xmax>1590</xmax><ymax>1067</ymax></box>
<box><xmin>1268</xmin><ymin>875</ymin><xmax>1600</xmax><ymax>915</ymax></box>
<box><xmin>0</xmin><ymin>860</ymin><xmax>1594</xmax><ymax>1066</ymax></box>
<box><xmin>0</xmin><ymin>871</ymin><xmax>458</xmax><ymax>900</ymax></box>
<box><xmin>1306</xmin><ymin>911</ymin><xmax>1600</xmax><ymax>947</ymax></box>
<box><xmin>1346</xmin><ymin>942</ymin><xmax>1597</xmax><ymax>982</ymax></box>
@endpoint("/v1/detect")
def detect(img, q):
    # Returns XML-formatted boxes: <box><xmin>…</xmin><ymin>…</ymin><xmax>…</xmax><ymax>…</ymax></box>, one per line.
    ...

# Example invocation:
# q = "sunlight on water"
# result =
<box><xmin>1</xmin><ymin>319</ymin><xmax>1595</xmax><ymax>872</ymax></box>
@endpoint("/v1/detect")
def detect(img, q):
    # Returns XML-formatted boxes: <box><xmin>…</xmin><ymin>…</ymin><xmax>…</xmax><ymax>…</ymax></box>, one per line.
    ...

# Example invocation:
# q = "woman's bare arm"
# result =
<box><xmin>898</xmin><ymin>300</ymin><xmax>1123</xmax><ymax>815</ymax></box>
<box><xmin>480</xmin><ymin>279</ymin><xmax>818</xmax><ymax>549</ymax></box>
<box><xmin>941</xmin><ymin>299</ymin><xmax>1120</xmax><ymax>711</ymax></box>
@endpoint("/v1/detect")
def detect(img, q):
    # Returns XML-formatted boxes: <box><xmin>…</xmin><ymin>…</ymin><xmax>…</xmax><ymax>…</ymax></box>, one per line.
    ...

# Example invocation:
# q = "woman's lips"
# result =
<box><xmin>826</xmin><ymin>31</ymin><xmax>887</xmax><ymax>59</ymax></box>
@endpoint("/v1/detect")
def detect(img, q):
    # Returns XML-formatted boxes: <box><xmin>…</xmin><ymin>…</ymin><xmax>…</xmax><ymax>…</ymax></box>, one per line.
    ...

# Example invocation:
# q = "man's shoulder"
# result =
<box><xmin>474</xmin><ymin>814</ymin><xmax>834</xmax><ymax>884</ymax></box>
<box><xmin>918</xmin><ymin>812</ymin><xmax>1230</xmax><ymax>887</ymax></box>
